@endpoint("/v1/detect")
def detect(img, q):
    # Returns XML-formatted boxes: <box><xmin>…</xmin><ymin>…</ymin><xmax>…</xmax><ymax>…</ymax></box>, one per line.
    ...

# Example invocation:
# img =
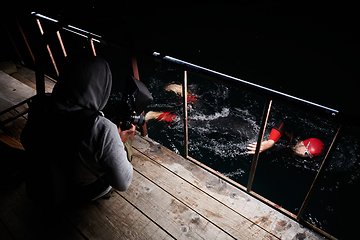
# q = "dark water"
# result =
<box><xmin>106</xmin><ymin>59</ymin><xmax>360</xmax><ymax>239</ymax></box>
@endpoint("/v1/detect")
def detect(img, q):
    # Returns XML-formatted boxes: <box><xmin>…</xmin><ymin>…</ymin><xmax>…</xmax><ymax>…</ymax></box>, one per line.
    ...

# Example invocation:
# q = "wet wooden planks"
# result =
<box><xmin>119</xmin><ymin>171</ymin><xmax>235</xmax><ymax>239</ymax></box>
<box><xmin>0</xmin><ymin>181</ymin><xmax>173</xmax><ymax>240</ymax></box>
<box><xmin>12</xmin><ymin>65</ymin><xmax>56</xmax><ymax>94</ymax></box>
<box><xmin>0</xmin><ymin>133</ymin><xmax>325</xmax><ymax>240</ymax></box>
<box><xmin>126</xmin><ymin>153</ymin><xmax>272</xmax><ymax>239</ymax></box>
<box><xmin>0</xmin><ymin>70</ymin><xmax>35</xmax><ymax>114</ymax></box>
<box><xmin>0</xmin><ymin>183</ymin><xmax>84</xmax><ymax>240</ymax></box>
<box><xmin>0</xmin><ymin>65</ymin><xmax>56</xmax><ymax>143</ymax></box>
<box><xmin>0</xmin><ymin>70</ymin><xmax>32</xmax><ymax>144</ymax></box>
<box><xmin>130</xmin><ymin>133</ymin><xmax>325</xmax><ymax>240</ymax></box>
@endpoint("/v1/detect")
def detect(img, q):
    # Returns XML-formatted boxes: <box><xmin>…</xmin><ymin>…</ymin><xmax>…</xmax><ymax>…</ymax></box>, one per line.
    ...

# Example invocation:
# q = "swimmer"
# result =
<box><xmin>165</xmin><ymin>83</ymin><xmax>199</xmax><ymax>104</ymax></box>
<box><xmin>145</xmin><ymin>111</ymin><xmax>177</xmax><ymax>123</ymax></box>
<box><xmin>165</xmin><ymin>83</ymin><xmax>183</xmax><ymax>96</ymax></box>
<box><xmin>146</xmin><ymin>84</ymin><xmax>199</xmax><ymax>123</ymax></box>
<box><xmin>247</xmin><ymin>120</ymin><xmax>324</xmax><ymax>158</ymax></box>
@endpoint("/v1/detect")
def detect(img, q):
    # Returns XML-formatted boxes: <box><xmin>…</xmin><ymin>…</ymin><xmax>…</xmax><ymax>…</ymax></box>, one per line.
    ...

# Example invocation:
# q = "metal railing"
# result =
<box><xmin>6</xmin><ymin>12</ymin><xmax>355</xmax><ymax>239</ymax></box>
<box><xmin>153</xmin><ymin>55</ymin><xmax>343</xmax><ymax>238</ymax></box>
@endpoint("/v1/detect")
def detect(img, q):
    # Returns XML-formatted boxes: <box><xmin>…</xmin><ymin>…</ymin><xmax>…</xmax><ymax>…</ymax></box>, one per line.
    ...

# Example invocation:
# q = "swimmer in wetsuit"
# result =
<box><xmin>146</xmin><ymin>83</ymin><xmax>199</xmax><ymax>123</ymax></box>
<box><xmin>247</xmin><ymin>120</ymin><xmax>324</xmax><ymax>158</ymax></box>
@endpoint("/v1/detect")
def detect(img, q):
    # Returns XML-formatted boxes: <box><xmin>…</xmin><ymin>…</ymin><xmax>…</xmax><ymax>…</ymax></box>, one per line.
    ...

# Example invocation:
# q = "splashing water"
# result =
<box><xmin>110</xmin><ymin>65</ymin><xmax>360</xmax><ymax>238</ymax></box>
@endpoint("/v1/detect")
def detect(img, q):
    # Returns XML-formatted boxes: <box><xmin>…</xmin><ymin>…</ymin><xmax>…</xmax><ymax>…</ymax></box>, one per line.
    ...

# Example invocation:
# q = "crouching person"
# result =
<box><xmin>21</xmin><ymin>55</ymin><xmax>134</xmax><ymax>209</ymax></box>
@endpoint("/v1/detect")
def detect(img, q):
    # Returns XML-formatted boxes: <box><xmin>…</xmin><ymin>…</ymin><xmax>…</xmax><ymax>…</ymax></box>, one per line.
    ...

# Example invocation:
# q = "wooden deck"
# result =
<box><xmin>0</xmin><ymin>63</ymin><xmax>325</xmax><ymax>239</ymax></box>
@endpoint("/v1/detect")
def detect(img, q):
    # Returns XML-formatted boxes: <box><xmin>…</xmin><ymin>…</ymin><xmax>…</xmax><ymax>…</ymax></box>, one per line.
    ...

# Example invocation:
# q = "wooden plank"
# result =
<box><xmin>66</xmin><ymin>189</ymin><xmax>173</xmax><ymax>240</ymax></box>
<box><xmin>0</xmin><ymin>132</ymin><xmax>24</xmax><ymax>150</ymax></box>
<box><xmin>125</xmin><ymin>210</ymin><xmax>159</xmax><ymax>239</ymax></box>
<box><xmin>44</xmin><ymin>76</ymin><xmax>56</xmax><ymax>93</ymax></box>
<box><xmin>130</xmin><ymin>148</ymin><xmax>276</xmax><ymax>240</ymax></box>
<box><xmin>15</xmin><ymin>66</ymin><xmax>36</xmax><ymax>84</ymax></box>
<box><xmin>11</xmin><ymin>73</ymin><xmax>36</xmax><ymax>90</ymax></box>
<box><xmin>66</xmin><ymin>200</ymin><xmax>126</xmax><ymax>239</ymax></box>
<box><xmin>0</xmin><ymin>61</ymin><xmax>17</xmax><ymax>75</ymax></box>
<box><xmin>0</xmin><ymin>110</ymin><xmax>27</xmax><ymax>142</ymax></box>
<box><xmin>132</xmin><ymin>134</ymin><xmax>324</xmax><ymax>239</ymax></box>
<box><xmin>96</xmin><ymin>192</ymin><xmax>172</xmax><ymax>240</ymax></box>
<box><xmin>0</xmin><ymin>96</ymin><xmax>16</xmax><ymax>114</ymax></box>
<box><xmin>15</xmin><ymin>66</ymin><xmax>55</xmax><ymax>93</ymax></box>
<box><xmin>0</xmin><ymin>183</ymin><xmax>84</xmax><ymax>240</ymax></box>
<box><xmin>0</xmin><ymin>70</ymin><xmax>35</xmax><ymax>113</ymax></box>
<box><xmin>119</xmin><ymin>170</ymin><xmax>233</xmax><ymax>240</ymax></box>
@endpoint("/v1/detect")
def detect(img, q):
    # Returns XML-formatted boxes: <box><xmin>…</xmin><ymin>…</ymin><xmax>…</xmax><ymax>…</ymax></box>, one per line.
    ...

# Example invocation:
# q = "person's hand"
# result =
<box><xmin>118</xmin><ymin>123</ymin><xmax>136</xmax><ymax>143</ymax></box>
<box><xmin>247</xmin><ymin>140</ymin><xmax>275</xmax><ymax>154</ymax></box>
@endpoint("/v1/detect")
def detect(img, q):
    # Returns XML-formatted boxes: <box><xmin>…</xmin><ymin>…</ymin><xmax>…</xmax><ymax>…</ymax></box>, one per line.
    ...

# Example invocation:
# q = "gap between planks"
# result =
<box><xmin>130</xmin><ymin>134</ymin><xmax>324</xmax><ymax>239</ymax></box>
<box><xmin>126</xmin><ymin>146</ymin><xmax>278</xmax><ymax>239</ymax></box>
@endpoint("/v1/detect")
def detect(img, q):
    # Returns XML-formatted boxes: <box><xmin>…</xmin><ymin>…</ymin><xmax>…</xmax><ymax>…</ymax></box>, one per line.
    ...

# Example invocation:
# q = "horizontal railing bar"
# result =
<box><xmin>0</xmin><ymin>96</ymin><xmax>34</xmax><ymax>116</ymax></box>
<box><xmin>155</xmin><ymin>53</ymin><xmax>339</xmax><ymax>118</ymax></box>
<box><xmin>66</xmin><ymin>25</ymin><xmax>102</xmax><ymax>38</ymax></box>
<box><xmin>31</xmin><ymin>12</ymin><xmax>58</xmax><ymax>22</ymax></box>
<box><xmin>1</xmin><ymin>109</ymin><xmax>29</xmax><ymax>126</ymax></box>
<box><xmin>163</xmin><ymin>55</ymin><xmax>337</xmax><ymax>113</ymax></box>
<box><xmin>32</xmin><ymin>12</ymin><xmax>102</xmax><ymax>41</ymax></box>
<box><xmin>62</xmin><ymin>27</ymin><xmax>101</xmax><ymax>42</ymax></box>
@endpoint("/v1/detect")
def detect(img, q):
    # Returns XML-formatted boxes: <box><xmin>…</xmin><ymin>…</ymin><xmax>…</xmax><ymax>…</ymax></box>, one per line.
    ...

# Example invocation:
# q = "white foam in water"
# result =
<box><xmin>189</xmin><ymin>107</ymin><xmax>230</xmax><ymax>121</ymax></box>
<box><xmin>222</xmin><ymin>168</ymin><xmax>246</xmax><ymax>178</ymax></box>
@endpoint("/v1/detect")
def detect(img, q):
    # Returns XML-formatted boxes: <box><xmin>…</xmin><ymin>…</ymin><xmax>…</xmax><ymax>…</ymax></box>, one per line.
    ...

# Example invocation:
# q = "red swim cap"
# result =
<box><xmin>302</xmin><ymin>138</ymin><xmax>324</xmax><ymax>157</ymax></box>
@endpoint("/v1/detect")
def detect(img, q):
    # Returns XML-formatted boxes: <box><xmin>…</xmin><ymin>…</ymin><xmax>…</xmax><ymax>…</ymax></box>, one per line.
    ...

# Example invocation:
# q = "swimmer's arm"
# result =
<box><xmin>247</xmin><ymin>140</ymin><xmax>275</xmax><ymax>154</ymax></box>
<box><xmin>247</xmin><ymin>120</ymin><xmax>284</xmax><ymax>154</ymax></box>
<box><xmin>145</xmin><ymin>111</ymin><xmax>163</xmax><ymax>121</ymax></box>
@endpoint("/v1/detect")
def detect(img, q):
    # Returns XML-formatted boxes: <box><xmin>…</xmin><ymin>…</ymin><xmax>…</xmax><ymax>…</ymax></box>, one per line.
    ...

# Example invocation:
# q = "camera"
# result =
<box><xmin>121</xmin><ymin>112</ymin><xmax>146</xmax><ymax>130</ymax></box>
<box><xmin>105</xmin><ymin>75</ymin><xmax>153</xmax><ymax>130</ymax></box>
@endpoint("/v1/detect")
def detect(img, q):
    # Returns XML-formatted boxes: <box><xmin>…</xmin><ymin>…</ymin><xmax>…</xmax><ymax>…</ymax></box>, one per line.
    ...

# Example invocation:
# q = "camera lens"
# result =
<box><xmin>130</xmin><ymin>114</ymin><xmax>146</xmax><ymax>126</ymax></box>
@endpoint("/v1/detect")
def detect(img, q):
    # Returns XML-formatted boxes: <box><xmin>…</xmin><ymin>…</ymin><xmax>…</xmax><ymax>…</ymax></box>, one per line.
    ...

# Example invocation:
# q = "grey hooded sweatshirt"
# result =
<box><xmin>21</xmin><ymin>56</ymin><xmax>133</xmax><ymax>203</ymax></box>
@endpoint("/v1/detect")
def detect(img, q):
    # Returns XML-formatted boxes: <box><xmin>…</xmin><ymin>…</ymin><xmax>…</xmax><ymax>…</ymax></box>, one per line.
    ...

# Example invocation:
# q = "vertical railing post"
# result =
<box><xmin>297</xmin><ymin>125</ymin><xmax>344</xmax><ymax>220</ymax></box>
<box><xmin>16</xmin><ymin>18</ymin><xmax>35</xmax><ymax>64</ymax></box>
<box><xmin>89</xmin><ymin>38</ymin><xmax>97</xmax><ymax>56</ymax></box>
<box><xmin>131</xmin><ymin>55</ymin><xmax>140</xmax><ymax>80</ymax></box>
<box><xmin>33</xmin><ymin>15</ymin><xmax>46</xmax><ymax>98</ymax></box>
<box><xmin>36</xmin><ymin>18</ymin><xmax>59</xmax><ymax>77</ymax></box>
<box><xmin>183</xmin><ymin>70</ymin><xmax>189</xmax><ymax>158</ymax></box>
<box><xmin>247</xmin><ymin>99</ymin><xmax>272</xmax><ymax>192</ymax></box>
<box><xmin>57</xmin><ymin>30</ymin><xmax>67</xmax><ymax>57</ymax></box>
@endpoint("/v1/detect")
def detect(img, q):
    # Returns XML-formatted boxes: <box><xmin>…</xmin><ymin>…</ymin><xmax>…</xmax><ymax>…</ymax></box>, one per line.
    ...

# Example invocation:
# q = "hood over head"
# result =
<box><xmin>52</xmin><ymin>56</ymin><xmax>112</xmax><ymax>112</ymax></box>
